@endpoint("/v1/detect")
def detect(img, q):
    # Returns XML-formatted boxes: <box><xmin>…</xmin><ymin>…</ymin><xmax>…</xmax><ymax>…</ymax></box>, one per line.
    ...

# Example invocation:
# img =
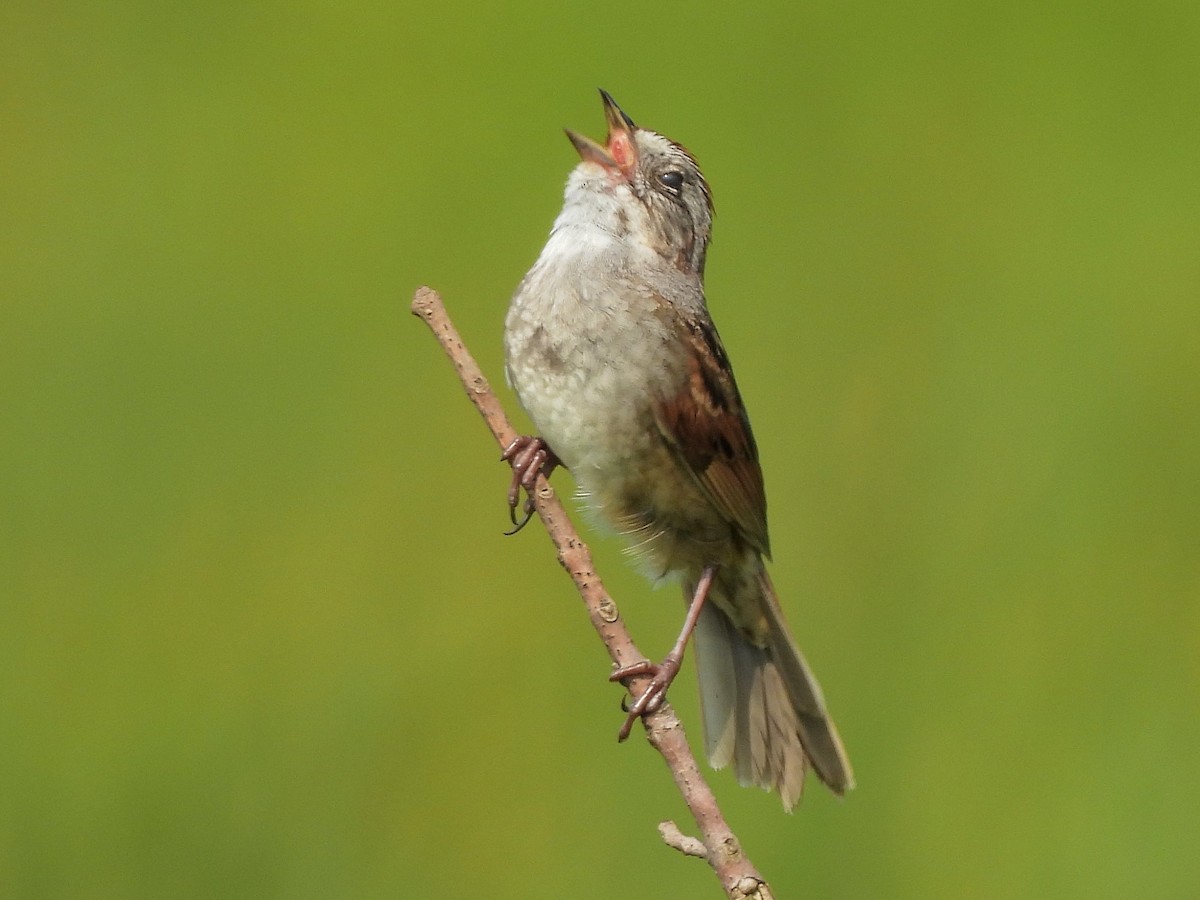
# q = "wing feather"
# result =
<box><xmin>653</xmin><ymin>313</ymin><xmax>770</xmax><ymax>557</ymax></box>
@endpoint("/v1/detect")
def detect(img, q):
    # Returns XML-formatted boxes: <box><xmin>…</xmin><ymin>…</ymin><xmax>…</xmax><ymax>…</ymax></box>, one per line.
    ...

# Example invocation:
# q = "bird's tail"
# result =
<box><xmin>690</xmin><ymin>559</ymin><xmax>854</xmax><ymax>810</ymax></box>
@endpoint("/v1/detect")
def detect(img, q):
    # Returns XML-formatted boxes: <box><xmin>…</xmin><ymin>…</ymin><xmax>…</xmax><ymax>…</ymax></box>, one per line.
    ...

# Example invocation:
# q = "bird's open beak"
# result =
<box><xmin>564</xmin><ymin>89</ymin><xmax>638</xmax><ymax>177</ymax></box>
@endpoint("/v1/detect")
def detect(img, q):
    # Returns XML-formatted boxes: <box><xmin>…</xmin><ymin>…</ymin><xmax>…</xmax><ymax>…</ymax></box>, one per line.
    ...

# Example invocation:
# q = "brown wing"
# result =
<box><xmin>654</xmin><ymin>313</ymin><xmax>771</xmax><ymax>557</ymax></box>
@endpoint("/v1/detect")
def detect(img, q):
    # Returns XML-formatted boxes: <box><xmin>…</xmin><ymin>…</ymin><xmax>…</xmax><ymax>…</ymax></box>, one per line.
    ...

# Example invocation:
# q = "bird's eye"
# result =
<box><xmin>658</xmin><ymin>170</ymin><xmax>684</xmax><ymax>191</ymax></box>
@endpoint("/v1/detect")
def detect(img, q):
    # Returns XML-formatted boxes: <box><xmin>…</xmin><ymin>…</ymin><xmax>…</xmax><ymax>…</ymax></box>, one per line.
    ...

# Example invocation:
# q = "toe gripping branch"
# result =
<box><xmin>609</xmin><ymin>564</ymin><xmax>718</xmax><ymax>741</ymax></box>
<box><xmin>501</xmin><ymin>436</ymin><xmax>560</xmax><ymax>534</ymax></box>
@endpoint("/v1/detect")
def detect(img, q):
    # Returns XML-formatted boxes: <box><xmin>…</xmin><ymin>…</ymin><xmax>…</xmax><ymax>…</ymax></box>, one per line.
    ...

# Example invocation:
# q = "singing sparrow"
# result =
<box><xmin>503</xmin><ymin>90</ymin><xmax>853</xmax><ymax>808</ymax></box>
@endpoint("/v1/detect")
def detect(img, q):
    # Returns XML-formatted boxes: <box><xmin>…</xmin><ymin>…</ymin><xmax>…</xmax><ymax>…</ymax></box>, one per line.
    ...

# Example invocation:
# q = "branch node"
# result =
<box><xmin>733</xmin><ymin>875</ymin><xmax>771</xmax><ymax>898</ymax></box>
<box><xmin>596</xmin><ymin>594</ymin><xmax>619</xmax><ymax>623</ymax></box>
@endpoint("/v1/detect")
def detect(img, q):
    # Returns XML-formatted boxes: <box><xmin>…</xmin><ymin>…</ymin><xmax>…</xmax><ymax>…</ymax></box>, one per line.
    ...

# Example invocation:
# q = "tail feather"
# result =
<box><xmin>692</xmin><ymin>562</ymin><xmax>853</xmax><ymax>810</ymax></box>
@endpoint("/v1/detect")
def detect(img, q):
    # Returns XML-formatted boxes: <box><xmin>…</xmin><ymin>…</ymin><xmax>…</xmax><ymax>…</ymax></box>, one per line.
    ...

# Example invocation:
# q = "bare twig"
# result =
<box><xmin>658</xmin><ymin>821</ymin><xmax>708</xmax><ymax>858</ymax></box>
<box><xmin>411</xmin><ymin>286</ymin><xmax>775</xmax><ymax>900</ymax></box>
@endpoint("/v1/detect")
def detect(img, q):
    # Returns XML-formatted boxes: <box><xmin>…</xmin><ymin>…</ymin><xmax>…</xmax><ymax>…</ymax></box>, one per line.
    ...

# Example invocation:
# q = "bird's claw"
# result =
<box><xmin>501</xmin><ymin>436</ymin><xmax>558</xmax><ymax>534</ymax></box>
<box><xmin>610</xmin><ymin>655</ymin><xmax>683</xmax><ymax>741</ymax></box>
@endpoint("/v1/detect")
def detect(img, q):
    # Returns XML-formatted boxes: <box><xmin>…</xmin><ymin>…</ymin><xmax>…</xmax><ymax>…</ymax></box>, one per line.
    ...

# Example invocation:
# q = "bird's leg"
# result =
<box><xmin>501</xmin><ymin>436</ymin><xmax>560</xmax><ymax>534</ymax></box>
<box><xmin>611</xmin><ymin>564</ymin><xmax>718</xmax><ymax>741</ymax></box>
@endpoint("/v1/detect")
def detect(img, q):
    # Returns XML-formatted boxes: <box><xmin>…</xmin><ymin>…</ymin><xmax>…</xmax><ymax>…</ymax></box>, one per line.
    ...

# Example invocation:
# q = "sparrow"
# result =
<box><xmin>503</xmin><ymin>90</ymin><xmax>853</xmax><ymax>809</ymax></box>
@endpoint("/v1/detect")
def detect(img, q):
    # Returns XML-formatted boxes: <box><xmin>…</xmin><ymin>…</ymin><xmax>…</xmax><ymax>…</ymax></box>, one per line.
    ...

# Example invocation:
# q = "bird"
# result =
<box><xmin>502</xmin><ymin>90</ymin><xmax>853</xmax><ymax>809</ymax></box>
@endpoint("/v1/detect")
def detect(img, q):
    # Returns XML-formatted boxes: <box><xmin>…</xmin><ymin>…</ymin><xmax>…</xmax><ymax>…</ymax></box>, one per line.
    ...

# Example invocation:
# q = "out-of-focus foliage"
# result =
<box><xmin>2</xmin><ymin>2</ymin><xmax>1197</xmax><ymax>897</ymax></box>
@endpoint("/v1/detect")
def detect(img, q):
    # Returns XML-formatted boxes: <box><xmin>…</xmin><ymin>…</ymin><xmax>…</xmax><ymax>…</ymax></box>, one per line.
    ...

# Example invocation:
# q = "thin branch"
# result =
<box><xmin>659</xmin><ymin>821</ymin><xmax>708</xmax><ymax>858</ymax></box>
<box><xmin>411</xmin><ymin>286</ymin><xmax>776</xmax><ymax>900</ymax></box>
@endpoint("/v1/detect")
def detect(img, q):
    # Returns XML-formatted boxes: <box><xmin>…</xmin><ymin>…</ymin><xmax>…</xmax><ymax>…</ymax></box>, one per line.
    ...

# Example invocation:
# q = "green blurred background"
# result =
<box><xmin>3</xmin><ymin>1</ymin><xmax>1198</xmax><ymax>897</ymax></box>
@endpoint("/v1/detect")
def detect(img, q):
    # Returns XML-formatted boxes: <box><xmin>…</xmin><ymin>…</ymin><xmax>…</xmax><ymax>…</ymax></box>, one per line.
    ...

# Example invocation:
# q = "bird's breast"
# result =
<box><xmin>505</xmin><ymin>263</ymin><xmax>676</xmax><ymax>479</ymax></box>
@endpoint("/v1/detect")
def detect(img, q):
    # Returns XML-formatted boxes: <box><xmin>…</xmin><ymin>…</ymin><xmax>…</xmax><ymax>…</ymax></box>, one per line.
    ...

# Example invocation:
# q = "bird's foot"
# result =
<box><xmin>610</xmin><ymin>653</ymin><xmax>684</xmax><ymax>741</ymax></box>
<box><xmin>501</xmin><ymin>436</ymin><xmax>559</xmax><ymax>534</ymax></box>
